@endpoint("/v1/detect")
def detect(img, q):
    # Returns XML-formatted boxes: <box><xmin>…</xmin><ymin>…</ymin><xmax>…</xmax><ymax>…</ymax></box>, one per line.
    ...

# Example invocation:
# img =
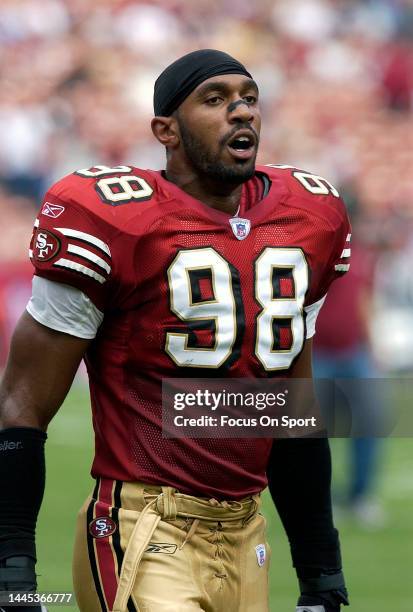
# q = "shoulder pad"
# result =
<box><xmin>261</xmin><ymin>164</ymin><xmax>341</xmax><ymax>199</ymax></box>
<box><xmin>260</xmin><ymin>163</ymin><xmax>348</xmax><ymax>228</ymax></box>
<box><xmin>44</xmin><ymin>165</ymin><xmax>159</xmax><ymax>231</ymax></box>
<box><xmin>49</xmin><ymin>165</ymin><xmax>155</xmax><ymax>209</ymax></box>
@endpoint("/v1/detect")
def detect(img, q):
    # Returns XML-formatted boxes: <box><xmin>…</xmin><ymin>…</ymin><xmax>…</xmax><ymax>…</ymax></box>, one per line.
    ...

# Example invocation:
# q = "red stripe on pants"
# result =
<box><xmin>94</xmin><ymin>479</ymin><xmax>118</xmax><ymax>610</ymax></box>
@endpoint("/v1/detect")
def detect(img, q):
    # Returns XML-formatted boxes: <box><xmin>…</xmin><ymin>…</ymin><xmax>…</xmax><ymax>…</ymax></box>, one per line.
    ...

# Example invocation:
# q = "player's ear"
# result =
<box><xmin>151</xmin><ymin>116</ymin><xmax>180</xmax><ymax>149</ymax></box>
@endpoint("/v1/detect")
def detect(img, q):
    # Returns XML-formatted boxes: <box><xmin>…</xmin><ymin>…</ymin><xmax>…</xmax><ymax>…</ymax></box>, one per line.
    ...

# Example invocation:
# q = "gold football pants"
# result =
<box><xmin>73</xmin><ymin>478</ymin><xmax>270</xmax><ymax>611</ymax></box>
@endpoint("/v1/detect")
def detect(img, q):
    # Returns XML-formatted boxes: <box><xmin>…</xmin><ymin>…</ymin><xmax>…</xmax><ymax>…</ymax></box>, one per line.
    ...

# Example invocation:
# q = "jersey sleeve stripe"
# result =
<box><xmin>67</xmin><ymin>244</ymin><xmax>111</xmax><ymax>273</ymax></box>
<box><xmin>55</xmin><ymin>227</ymin><xmax>111</xmax><ymax>257</ymax></box>
<box><xmin>340</xmin><ymin>248</ymin><xmax>351</xmax><ymax>258</ymax></box>
<box><xmin>334</xmin><ymin>263</ymin><xmax>350</xmax><ymax>272</ymax></box>
<box><xmin>346</xmin><ymin>233</ymin><xmax>352</xmax><ymax>242</ymax></box>
<box><xmin>53</xmin><ymin>258</ymin><xmax>107</xmax><ymax>284</ymax></box>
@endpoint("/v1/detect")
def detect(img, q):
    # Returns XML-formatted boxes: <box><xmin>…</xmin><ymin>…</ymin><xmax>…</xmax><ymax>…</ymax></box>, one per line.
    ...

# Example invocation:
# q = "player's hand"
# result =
<box><xmin>0</xmin><ymin>556</ymin><xmax>37</xmax><ymax>590</ymax></box>
<box><xmin>296</xmin><ymin>586</ymin><xmax>349</xmax><ymax>611</ymax></box>
<box><xmin>0</xmin><ymin>556</ymin><xmax>46</xmax><ymax>611</ymax></box>
<box><xmin>296</xmin><ymin>567</ymin><xmax>349</xmax><ymax>612</ymax></box>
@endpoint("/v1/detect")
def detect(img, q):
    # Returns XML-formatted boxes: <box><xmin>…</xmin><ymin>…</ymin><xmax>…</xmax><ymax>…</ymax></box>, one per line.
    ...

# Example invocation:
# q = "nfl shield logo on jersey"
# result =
<box><xmin>255</xmin><ymin>543</ymin><xmax>266</xmax><ymax>567</ymax></box>
<box><xmin>229</xmin><ymin>217</ymin><xmax>251</xmax><ymax>240</ymax></box>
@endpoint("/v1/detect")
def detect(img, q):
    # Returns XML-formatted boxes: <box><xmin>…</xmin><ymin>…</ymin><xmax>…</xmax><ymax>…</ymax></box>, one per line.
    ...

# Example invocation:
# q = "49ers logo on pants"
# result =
<box><xmin>32</xmin><ymin>229</ymin><xmax>61</xmax><ymax>262</ymax></box>
<box><xmin>89</xmin><ymin>516</ymin><xmax>117</xmax><ymax>538</ymax></box>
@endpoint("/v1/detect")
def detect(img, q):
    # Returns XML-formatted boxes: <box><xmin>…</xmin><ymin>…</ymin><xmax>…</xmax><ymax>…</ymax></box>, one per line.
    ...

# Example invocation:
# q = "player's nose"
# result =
<box><xmin>227</xmin><ymin>100</ymin><xmax>254</xmax><ymax>124</ymax></box>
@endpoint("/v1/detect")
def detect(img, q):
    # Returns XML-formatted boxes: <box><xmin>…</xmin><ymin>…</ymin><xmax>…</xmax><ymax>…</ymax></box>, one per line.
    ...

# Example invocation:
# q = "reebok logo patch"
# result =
<box><xmin>145</xmin><ymin>543</ymin><xmax>177</xmax><ymax>555</ymax></box>
<box><xmin>41</xmin><ymin>202</ymin><xmax>65</xmax><ymax>218</ymax></box>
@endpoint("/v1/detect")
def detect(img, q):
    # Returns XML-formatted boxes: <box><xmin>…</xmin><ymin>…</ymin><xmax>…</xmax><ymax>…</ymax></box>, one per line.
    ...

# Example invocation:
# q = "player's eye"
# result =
<box><xmin>243</xmin><ymin>95</ymin><xmax>257</xmax><ymax>104</ymax></box>
<box><xmin>205</xmin><ymin>96</ymin><xmax>224</xmax><ymax>105</ymax></box>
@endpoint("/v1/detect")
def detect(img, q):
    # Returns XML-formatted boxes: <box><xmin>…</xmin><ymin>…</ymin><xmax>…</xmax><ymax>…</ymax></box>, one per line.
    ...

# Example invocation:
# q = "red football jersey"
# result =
<box><xmin>29</xmin><ymin>164</ymin><xmax>350</xmax><ymax>499</ymax></box>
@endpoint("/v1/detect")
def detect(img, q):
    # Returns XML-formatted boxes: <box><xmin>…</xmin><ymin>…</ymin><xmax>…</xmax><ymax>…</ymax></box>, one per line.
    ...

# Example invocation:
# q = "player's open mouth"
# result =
<box><xmin>227</xmin><ymin>131</ymin><xmax>256</xmax><ymax>160</ymax></box>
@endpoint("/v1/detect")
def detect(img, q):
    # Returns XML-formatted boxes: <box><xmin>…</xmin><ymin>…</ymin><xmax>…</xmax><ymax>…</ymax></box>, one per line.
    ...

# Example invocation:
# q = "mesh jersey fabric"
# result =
<box><xmin>29</xmin><ymin>164</ymin><xmax>350</xmax><ymax>499</ymax></box>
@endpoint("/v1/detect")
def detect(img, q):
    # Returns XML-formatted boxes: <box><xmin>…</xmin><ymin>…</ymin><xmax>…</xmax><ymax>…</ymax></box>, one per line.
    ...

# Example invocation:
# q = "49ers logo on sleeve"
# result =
<box><xmin>32</xmin><ymin>229</ymin><xmax>61</xmax><ymax>262</ymax></box>
<box><xmin>89</xmin><ymin>516</ymin><xmax>117</xmax><ymax>539</ymax></box>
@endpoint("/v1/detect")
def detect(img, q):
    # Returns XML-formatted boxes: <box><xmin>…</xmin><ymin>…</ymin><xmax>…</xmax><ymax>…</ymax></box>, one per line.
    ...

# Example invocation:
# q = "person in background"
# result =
<box><xmin>313</xmin><ymin>226</ymin><xmax>385</xmax><ymax>528</ymax></box>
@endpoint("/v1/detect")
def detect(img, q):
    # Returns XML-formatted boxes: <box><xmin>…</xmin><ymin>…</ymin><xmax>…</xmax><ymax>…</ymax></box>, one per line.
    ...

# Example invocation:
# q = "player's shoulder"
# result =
<box><xmin>258</xmin><ymin>163</ymin><xmax>348</xmax><ymax>227</ymax></box>
<box><xmin>45</xmin><ymin>164</ymin><xmax>163</xmax><ymax>229</ymax></box>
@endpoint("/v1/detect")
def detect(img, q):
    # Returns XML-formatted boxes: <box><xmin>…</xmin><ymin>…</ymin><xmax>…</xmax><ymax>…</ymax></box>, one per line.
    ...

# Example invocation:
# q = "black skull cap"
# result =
<box><xmin>153</xmin><ymin>49</ymin><xmax>253</xmax><ymax>116</ymax></box>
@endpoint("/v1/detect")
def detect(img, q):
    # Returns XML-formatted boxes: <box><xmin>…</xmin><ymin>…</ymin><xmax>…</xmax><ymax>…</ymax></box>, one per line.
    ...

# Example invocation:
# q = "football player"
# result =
<box><xmin>0</xmin><ymin>50</ymin><xmax>349</xmax><ymax>611</ymax></box>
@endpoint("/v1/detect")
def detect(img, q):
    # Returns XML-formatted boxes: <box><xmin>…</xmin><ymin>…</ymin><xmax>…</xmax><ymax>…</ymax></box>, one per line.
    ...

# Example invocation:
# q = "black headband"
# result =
<box><xmin>153</xmin><ymin>49</ymin><xmax>253</xmax><ymax>117</ymax></box>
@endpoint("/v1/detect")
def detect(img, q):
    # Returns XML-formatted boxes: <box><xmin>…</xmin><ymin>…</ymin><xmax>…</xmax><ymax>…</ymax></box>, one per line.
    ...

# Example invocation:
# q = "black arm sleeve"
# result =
<box><xmin>267</xmin><ymin>437</ymin><xmax>342</xmax><ymax>575</ymax></box>
<box><xmin>0</xmin><ymin>427</ymin><xmax>46</xmax><ymax>561</ymax></box>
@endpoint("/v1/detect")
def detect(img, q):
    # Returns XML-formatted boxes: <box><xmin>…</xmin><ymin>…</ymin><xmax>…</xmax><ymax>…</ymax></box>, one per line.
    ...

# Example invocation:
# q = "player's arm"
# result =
<box><xmin>0</xmin><ymin>312</ymin><xmax>91</xmax><ymax>603</ymax></box>
<box><xmin>0</xmin><ymin>312</ymin><xmax>91</xmax><ymax>429</ymax></box>
<box><xmin>265</xmin><ymin>166</ymin><xmax>351</xmax><ymax>610</ymax></box>
<box><xmin>267</xmin><ymin>340</ymin><xmax>349</xmax><ymax>612</ymax></box>
<box><xmin>0</xmin><ymin>170</ymin><xmax>122</xmax><ymax>606</ymax></box>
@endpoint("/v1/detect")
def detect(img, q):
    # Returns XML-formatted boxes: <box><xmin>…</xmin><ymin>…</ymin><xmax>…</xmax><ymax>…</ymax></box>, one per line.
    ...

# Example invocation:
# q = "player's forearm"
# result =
<box><xmin>0</xmin><ymin>384</ymin><xmax>43</xmax><ymax>430</ymax></box>
<box><xmin>0</xmin><ymin>427</ymin><xmax>46</xmax><ymax>562</ymax></box>
<box><xmin>0</xmin><ymin>311</ymin><xmax>89</xmax><ymax>597</ymax></box>
<box><xmin>268</xmin><ymin>438</ymin><xmax>349</xmax><ymax>609</ymax></box>
<box><xmin>267</xmin><ymin>437</ymin><xmax>341</xmax><ymax>572</ymax></box>
<box><xmin>0</xmin><ymin>428</ymin><xmax>46</xmax><ymax>609</ymax></box>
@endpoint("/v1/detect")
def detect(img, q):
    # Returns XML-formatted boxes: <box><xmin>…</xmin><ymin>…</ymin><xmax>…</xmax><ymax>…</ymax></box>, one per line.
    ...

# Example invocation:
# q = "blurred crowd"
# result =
<box><xmin>0</xmin><ymin>0</ymin><xmax>413</xmax><ymax>369</ymax></box>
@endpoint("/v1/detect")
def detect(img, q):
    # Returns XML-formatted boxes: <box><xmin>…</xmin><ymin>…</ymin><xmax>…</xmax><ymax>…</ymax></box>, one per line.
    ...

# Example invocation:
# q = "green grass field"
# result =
<box><xmin>37</xmin><ymin>383</ymin><xmax>413</xmax><ymax>611</ymax></box>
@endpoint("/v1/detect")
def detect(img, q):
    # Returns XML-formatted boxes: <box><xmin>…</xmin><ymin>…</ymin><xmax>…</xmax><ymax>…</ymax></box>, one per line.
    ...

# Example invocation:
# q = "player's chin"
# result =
<box><xmin>224</xmin><ymin>149</ymin><xmax>257</xmax><ymax>179</ymax></box>
<box><xmin>230</xmin><ymin>158</ymin><xmax>256</xmax><ymax>181</ymax></box>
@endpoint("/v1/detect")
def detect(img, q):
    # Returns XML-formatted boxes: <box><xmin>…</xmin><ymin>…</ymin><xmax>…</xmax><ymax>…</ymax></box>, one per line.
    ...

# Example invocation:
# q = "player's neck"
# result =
<box><xmin>164</xmin><ymin>168</ymin><xmax>243</xmax><ymax>216</ymax></box>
